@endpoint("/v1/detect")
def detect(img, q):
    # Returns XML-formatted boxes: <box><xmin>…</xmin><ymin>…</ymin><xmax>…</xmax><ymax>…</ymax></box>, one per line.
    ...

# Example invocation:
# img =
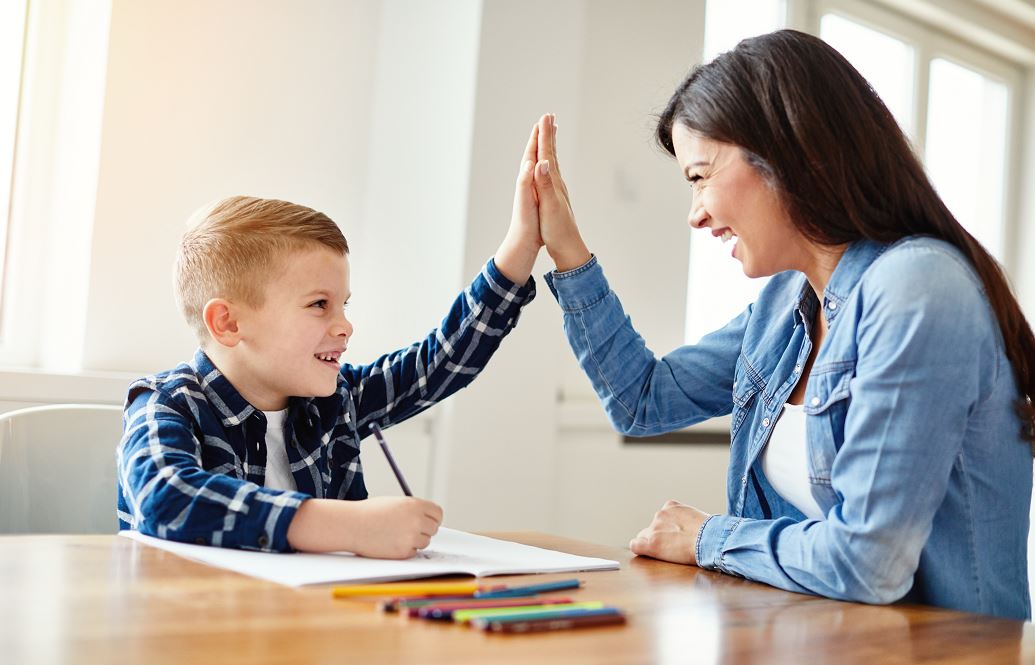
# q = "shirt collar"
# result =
<box><xmin>821</xmin><ymin>239</ymin><xmax>889</xmax><ymax>324</ymax></box>
<box><xmin>190</xmin><ymin>348</ymin><xmax>257</xmax><ymax>427</ymax></box>
<box><xmin>189</xmin><ymin>348</ymin><xmax>319</xmax><ymax>430</ymax></box>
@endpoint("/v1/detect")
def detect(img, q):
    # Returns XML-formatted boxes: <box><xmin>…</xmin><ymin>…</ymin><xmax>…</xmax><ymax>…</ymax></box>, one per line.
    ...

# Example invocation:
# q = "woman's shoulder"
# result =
<box><xmin>863</xmin><ymin>236</ymin><xmax>985</xmax><ymax>303</ymax></box>
<box><xmin>856</xmin><ymin>236</ymin><xmax>993</xmax><ymax>324</ymax></box>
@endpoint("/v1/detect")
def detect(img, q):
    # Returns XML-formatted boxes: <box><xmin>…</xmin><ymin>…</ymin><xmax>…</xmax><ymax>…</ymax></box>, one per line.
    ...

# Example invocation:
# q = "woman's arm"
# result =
<box><xmin>531</xmin><ymin>113</ymin><xmax>743</xmax><ymax>433</ymax></box>
<box><xmin>547</xmin><ymin>256</ymin><xmax>746</xmax><ymax>434</ymax></box>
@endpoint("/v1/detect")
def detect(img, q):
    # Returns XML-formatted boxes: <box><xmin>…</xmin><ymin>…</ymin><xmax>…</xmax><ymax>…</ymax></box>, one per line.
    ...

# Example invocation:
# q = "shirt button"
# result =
<box><xmin>794</xmin><ymin>364</ymin><xmax>801</xmax><ymax>373</ymax></box>
<box><xmin>828</xmin><ymin>301</ymin><xmax>837</xmax><ymax>310</ymax></box>
<box><xmin>258</xmin><ymin>535</ymin><xmax>269</xmax><ymax>548</ymax></box>
<box><xmin>762</xmin><ymin>417</ymin><xmax>771</xmax><ymax>427</ymax></box>
<box><xmin>810</xmin><ymin>396</ymin><xmax>820</xmax><ymax>406</ymax></box>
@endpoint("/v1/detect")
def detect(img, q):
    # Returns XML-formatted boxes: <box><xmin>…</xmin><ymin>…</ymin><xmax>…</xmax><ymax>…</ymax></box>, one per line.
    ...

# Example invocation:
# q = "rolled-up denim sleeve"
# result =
<box><xmin>545</xmin><ymin>256</ymin><xmax>746</xmax><ymax>436</ymax></box>
<box><xmin>696</xmin><ymin>246</ymin><xmax>997</xmax><ymax>604</ymax></box>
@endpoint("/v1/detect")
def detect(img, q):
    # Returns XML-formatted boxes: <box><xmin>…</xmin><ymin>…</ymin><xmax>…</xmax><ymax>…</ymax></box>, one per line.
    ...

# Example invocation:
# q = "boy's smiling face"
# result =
<box><xmin>228</xmin><ymin>244</ymin><xmax>353</xmax><ymax>411</ymax></box>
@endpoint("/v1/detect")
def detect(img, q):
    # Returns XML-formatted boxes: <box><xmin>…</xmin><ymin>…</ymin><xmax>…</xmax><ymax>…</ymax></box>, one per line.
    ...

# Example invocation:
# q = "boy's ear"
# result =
<box><xmin>202</xmin><ymin>298</ymin><xmax>242</xmax><ymax>348</ymax></box>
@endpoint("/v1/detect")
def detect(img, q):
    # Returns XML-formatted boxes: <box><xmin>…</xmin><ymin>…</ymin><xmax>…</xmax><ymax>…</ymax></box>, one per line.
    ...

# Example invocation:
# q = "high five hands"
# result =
<box><xmin>527</xmin><ymin>114</ymin><xmax>592</xmax><ymax>272</ymax></box>
<box><xmin>495</xmin><ymin>114</ymin><xmax>594</xmax><ymax>285</ymax></box>
<box><xmin>498</xmin><ymin>114</ymin><xmax>711</xmax><ymax>565</ymax></box>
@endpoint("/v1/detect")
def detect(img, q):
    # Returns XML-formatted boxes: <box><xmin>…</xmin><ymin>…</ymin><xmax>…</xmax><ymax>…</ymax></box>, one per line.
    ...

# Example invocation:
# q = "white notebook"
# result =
<box><xmin>119</xmin><ymin>527</ymin><xmax>620</xmax><ymax>587</ymax></box>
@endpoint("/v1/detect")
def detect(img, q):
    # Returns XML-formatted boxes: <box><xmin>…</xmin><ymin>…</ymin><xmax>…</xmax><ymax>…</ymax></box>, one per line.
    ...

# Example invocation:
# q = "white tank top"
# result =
<box><xmin>262</xmin><ymin>408</ymin><xmax>296</xmax><ymax>491</ymax></box>
<box><xmin>761</xmin><ymin>403</ymin><xmax>825</xmax><ymax>520</ymax></box>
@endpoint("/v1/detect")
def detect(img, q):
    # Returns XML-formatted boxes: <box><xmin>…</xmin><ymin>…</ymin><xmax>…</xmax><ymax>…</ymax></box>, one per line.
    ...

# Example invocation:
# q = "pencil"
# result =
<box><xmin>332</xmin><ymin>581</ymin><xmax>479</xmax><ymax>598</ymax></box>
<box><xmin>452</xmin><ymin>601</ymin><xmax>605</xmax><ymax>623</ymax></box>
<box><xmin>414</xmin><ymin>597</ymin><xmax>575</xmax><ymax>620</ymax></box>
<box><xmin>482</xmin><ymin>611</ymin><xmax>627</xmax><ymax>633</ymax></box>
<box><xmin>369</xmin><ymin>422</ymin><xmax>412</xmax><ymax>496</ymax></box>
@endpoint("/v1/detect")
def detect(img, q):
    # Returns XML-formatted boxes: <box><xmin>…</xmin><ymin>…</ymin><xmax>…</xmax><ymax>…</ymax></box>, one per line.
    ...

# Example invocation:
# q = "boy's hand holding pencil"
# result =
<box><xmin>287</xmin><ymin>496</ymin><xmax>442</xmax><ymax>559</ymax></box>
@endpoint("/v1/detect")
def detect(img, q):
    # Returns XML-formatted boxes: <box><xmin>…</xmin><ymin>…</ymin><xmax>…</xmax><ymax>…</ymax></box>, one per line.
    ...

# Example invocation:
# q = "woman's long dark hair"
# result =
<box><xmin>656</xmin><ymin>29</ymin><xmax>1035</xmax><ymax>448</ymax></box>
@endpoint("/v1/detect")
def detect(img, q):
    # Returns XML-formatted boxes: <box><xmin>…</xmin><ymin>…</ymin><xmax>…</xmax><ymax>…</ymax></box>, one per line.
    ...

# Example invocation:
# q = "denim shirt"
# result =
<box><xmin>545</xmin><ymin>237</ymin><xmax>1032</xmax><ymax>620</ymax></box>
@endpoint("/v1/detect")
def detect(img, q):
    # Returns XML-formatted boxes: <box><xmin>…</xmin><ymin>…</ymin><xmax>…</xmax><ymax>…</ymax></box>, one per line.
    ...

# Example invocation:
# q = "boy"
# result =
<box><xmin>117</xmin><ymin>140</ymin><xmax>542</xmax><ymax>557</ymax></box>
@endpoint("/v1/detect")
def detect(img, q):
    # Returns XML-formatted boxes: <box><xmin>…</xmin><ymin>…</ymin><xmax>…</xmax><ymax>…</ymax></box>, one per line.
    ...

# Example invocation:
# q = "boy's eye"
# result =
<box><xmin>310</xmin><ymin>299</ymin><xmax>328</xmax><ymax>309</ymax></box>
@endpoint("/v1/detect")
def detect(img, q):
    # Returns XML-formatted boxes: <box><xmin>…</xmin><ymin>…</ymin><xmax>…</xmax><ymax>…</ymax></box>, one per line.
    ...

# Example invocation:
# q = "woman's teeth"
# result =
<box><xmin>721</xmin><ymin>229</ymin><xmax>735</xmax><ymax>243</ymax></box>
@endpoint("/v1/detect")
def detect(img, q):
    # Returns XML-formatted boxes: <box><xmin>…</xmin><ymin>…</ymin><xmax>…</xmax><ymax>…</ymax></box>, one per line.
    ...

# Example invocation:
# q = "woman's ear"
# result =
<box><xmin>202</xmin><ymin>298</ymin><xmax>242</xmax><ymax>348</ymax></box>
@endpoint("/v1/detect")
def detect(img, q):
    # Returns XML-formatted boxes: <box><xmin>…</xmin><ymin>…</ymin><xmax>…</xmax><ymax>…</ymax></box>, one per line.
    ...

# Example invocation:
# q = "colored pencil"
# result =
<box><xmin>452</xmin><ymin>601</ymin><xmax>605</xmax><ymax>624</ymax></box>
<box><xmin>414</xmin><ymin>597</ymin><xmax>575</xmax><ymax>620</ymax></box>
<box><xmin>474</xmin><ymin>578</ymin><xmax>583</xmax><ymax>598</ymax></box>
<box><xmin>332</xmin><ymin>581</ymin><xmax>479</xmax><ymax>598</ymax></box>
<box><xmin>481</xmin><ymin>611</ymin><xmax>627</xmax><ymax>633</ymax></box>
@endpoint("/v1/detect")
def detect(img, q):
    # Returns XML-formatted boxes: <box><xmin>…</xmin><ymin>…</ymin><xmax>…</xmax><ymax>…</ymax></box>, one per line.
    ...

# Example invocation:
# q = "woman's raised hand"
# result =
<box><xmin>492</xmin><ymin>122</ymin><xmax>544</xmax><ymax>285</ymax></box>
<box><xmin>533</xmin><ymin>114</ymin><xmax>592</xmax><ymax>272</ymax></box>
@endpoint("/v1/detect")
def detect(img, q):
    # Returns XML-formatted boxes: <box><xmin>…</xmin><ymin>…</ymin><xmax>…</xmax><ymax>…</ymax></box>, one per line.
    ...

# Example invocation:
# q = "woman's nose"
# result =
<box><xmin>688</xmin><ymin>202</ymin><xmax>708</xmax><ymax>229</ymax></box>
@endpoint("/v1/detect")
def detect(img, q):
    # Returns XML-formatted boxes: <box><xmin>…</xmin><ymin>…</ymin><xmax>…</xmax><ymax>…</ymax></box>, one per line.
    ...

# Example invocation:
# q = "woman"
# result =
<box><xmin>529</xmin><ymin>30</ymin><xmax>1034</xmax><ymax>620</ymax></box>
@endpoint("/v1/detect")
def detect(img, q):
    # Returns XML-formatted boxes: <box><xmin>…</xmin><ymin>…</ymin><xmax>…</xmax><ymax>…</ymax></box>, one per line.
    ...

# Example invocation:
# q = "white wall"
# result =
<box><xmin>83</xmin><ymin>0</ymin><xmax>381</xmax><ymax>373</ymax></box>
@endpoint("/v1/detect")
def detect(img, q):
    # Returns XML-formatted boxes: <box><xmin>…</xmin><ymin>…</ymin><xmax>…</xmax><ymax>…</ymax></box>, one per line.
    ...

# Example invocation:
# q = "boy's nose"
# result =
<box><xmin>335</xmin><ymin>315</ymin><xmax>354</xmax><ymax>340</ymax></box>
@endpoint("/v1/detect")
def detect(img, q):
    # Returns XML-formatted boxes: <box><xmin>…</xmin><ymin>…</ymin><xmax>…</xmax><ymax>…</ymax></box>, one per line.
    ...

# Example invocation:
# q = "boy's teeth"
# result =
<box><xmin>721</xmin><ymin>229</ymin><xmax>734</xmax><ymax>243</ymax></box>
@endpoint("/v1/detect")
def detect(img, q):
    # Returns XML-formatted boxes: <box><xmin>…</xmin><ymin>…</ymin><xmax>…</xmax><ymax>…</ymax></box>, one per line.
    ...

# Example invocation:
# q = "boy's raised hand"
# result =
<box><xmin>492</xmin><ymin>122</ymin><xmax>544</xmax><ymax>285</ymax></box>
<box><xmin>287</xmin><ymin>496</ymin><xmax>443</xmax><ymax>559</ymax></box>
<box><xmin>532</xmin><ymin>114</ymin><xmax>591</xmax><ymax>272</ymax></box>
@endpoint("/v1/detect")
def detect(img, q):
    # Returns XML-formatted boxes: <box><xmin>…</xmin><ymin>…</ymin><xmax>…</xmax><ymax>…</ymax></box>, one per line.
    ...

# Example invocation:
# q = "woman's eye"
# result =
<box><xmin>310</xmin><ymin>299</ymin><xmax>327</xmax><ymax>309</ymax></box>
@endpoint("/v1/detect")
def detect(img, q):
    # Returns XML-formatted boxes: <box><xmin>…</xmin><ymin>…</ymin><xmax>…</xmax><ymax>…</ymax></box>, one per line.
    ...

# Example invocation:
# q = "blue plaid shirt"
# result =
<box><xmin>117</xmin><ymin>259</ymin><xmax>535</xmax><ymax>552</ymax></box>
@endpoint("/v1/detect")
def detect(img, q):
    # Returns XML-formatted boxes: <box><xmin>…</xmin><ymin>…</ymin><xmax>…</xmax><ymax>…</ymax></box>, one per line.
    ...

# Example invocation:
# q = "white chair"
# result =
<box><xmin>0</xmin><ymin>404</ymin><xmax>123</xmax><ymax>534</ymax></box>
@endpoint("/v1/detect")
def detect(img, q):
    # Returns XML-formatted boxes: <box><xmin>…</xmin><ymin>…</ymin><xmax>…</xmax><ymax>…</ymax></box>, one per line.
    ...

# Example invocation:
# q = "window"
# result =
<box><xmin>925</xmin><ymin>58</ymin><xmax>1010</xmax><ymax>258</ymax></box>
<box><xmin>0</xmin><ymin>1</ymin><xmax>112</xmax><ymax>370</ymax></box>
<box><xmin>819</xmin><ymin>14</ymin><xmax>915</xmax><ymax>135</ymax></box>
<box><xmin>819</xmin><ymin>2</ymin><xmax>1017</xmax><ymax>262</ymax></box>
<box><xmin>0</xmin><ymin>1</ymin><xmax>28</xmax><ymax>316</ymax></box>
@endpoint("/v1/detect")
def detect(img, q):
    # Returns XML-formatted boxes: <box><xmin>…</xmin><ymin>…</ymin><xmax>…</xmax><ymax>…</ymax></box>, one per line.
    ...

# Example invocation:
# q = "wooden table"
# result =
<box><xmin>1</xmin><ymin>532</ymin><xmax>1032</xmax><ymax>664</ymax></box>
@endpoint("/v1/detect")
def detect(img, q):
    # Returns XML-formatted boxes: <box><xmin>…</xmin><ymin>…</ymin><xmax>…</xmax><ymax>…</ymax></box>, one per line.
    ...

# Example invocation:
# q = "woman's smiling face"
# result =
<box><xmin>671</xmin><ymin>123</ymin><xmax>810</xmax><ymax>279</ymax></box>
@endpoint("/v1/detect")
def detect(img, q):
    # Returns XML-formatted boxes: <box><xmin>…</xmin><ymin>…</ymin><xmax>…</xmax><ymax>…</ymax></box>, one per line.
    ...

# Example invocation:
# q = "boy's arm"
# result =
<box><xmin>343</xmin><ymin>124</ymin><xmax>541</xmax><ymax>431</ymax></box>
<box><xmin>342</xmin><ymin>258</ymin><xmax>536</xmax><ymax>433</ymax></box>
<box><xmin>118</xmin><ymin>385</ymin><xmax>309</xmax><ymax>552</ymax></box>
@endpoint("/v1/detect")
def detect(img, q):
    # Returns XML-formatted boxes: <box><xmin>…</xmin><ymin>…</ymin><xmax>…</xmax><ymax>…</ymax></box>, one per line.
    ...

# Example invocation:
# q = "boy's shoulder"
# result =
<box><xmin>126</xmin><ymin>358</ymin><xmax>207</xmax><ymax>415</ymax></box>
<box><xmin>125</xmin><ymin>350</ymin><xmax>227</xmax><ymax>419</ymax></box>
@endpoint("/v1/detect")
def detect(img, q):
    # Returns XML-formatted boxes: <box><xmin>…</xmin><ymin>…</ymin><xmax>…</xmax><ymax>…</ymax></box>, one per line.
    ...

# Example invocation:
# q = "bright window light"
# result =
<box><xmin>820</xmin><ymin>14</ymin><xmax>915</xmax><ymax>138</ymax></box>
<box><xmin>703</xmin><ymin>0</ymin><xmax>786</xmax><ymax>61</ymax></box>
<box><xmin>686</xmin><ymin>0</ymin><xmax>785</xmax><ymax>344</ymax></box>
<box><xmin>925</xmin><ymin>58</ymin><xmax>1009</xmax><ymax>260</ymax></box>
<box><xmin>0</xmin><ymin>1</ymin><xmax>28</xmax><ymax>308</ymax></box>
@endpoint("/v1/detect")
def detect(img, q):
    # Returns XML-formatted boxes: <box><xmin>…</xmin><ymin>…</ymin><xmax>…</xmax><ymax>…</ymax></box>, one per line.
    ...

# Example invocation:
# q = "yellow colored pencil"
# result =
<box><xmin>331</xmin><ymin>581</ymin><xmax>479</xmax><ymax>598</ymax></box>
<box><xmin>452</xmin><ymin>601</ymin><xmax>605</xmax><ymax>623</ymax></box>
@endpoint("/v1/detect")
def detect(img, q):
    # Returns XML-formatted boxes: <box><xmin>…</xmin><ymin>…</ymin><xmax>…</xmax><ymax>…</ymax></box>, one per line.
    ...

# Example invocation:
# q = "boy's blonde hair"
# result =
<box><xmin>175</xmin><ymin>195</ymin><xmax>349</xmax><ymax>341</ymax></box>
